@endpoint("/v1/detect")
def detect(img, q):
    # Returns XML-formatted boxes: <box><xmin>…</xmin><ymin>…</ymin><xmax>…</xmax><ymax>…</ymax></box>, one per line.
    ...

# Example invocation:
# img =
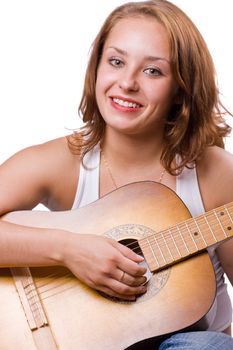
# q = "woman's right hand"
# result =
<box><xmin>61</xmin><ymin>232</ymin><xmax>148</xmax><ymax>300</ymax></box>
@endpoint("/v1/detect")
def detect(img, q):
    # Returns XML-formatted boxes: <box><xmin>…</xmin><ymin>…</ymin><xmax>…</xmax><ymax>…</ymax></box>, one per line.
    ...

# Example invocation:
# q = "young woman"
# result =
<box><xmin>0</xmin><ymin>1</ymin><xmax>233</xmax><ymax>349</ymax></box>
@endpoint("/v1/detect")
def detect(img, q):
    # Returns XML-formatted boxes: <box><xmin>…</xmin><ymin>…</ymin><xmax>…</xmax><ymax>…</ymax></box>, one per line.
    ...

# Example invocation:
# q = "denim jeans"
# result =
<box><xmin>158</xmin><ymin>331</ymin><xmax>233</xmax><ymax>349</ymax></box>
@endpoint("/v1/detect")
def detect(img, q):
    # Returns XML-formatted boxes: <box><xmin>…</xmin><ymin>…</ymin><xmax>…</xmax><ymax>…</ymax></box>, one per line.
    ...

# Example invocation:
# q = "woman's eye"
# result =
<box><xmin>109</xmin><ymin>58</ymin><xmax>123</xmax><ymax>67</ymax></box>
<box><xmin>144</xmin><ymin>67</ymin><xmax>162</xmax><ymax>76</ymax></box>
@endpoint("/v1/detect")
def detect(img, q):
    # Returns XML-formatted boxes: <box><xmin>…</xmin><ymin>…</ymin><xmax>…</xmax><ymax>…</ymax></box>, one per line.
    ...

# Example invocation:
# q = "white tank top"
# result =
<box><xmin>72</xmin><ymin>145</ymin><xmax>232</xmax><ymax>332</ymax></box>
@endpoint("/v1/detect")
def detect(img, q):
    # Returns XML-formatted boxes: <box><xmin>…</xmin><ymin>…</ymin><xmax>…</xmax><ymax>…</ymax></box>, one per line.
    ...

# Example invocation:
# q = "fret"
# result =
<box><xmin>144</xmin><ymin>236</ymin><xmax>160</xmax><ymax>269</ymax></box>
<box><xmin>139</xmin><ymin>201</ymin><xmax>233</xmax><ymax>274</ymax></box>
<box><xmin>159</xmin><ymin>231</ymin><xmax>174</xmax><ymax>263</ymax></box>
<box><xmin>153</xmin><ymin>235</ymin><xmax>166</xmax><ymax>264</ymax></box>
<box><xmin>176</xmin><ymin>224</ymin><xmax>190</xmax><ymax>254</ymax></box>
<box><xmin>169</xmin><ymin>225</ymin><xmax>189</xmax><ymax>257</ymax></box>
<box><xmin>193</xmin><ymin>217</ymin><xmax>208</xmax><ymax>247</ymax></box>
<box><xmin>185</xmin><ymin>221</ymin><xmax>198</xmax><ymax>251</ymax></box>
<box><xmin>185</xmin><ymin>219</ymin><xmax>204</xmax><ymax>250</ymax></box>
<box><xmin>225</xmin><ymin>206</ymin><xmax>233</xmax><ymax>225</ymax></box>
<box><xmin>196</xmin><ymin>213</ymin><xmax>221</xmax><ymax>246</ymax></box>
<box><xmin>214</xmin><ymin>205</ymin><xmax>233</xmax><ymax>241</ymax></box>
<box><xmin>168</xmin><ymin>227</ymin><xmax>182</xmax><ymax>258</ymax></box>
<box><xmin>213</xmin><ymin>209</ymin><xmax>228</xmax><ymax>238</ymax></box>
<box><xmin>203</xmin><ymin>215</ymin><xmax>217</xmax><ymax>243</ymax></box>
<box><xmin>177</xmin><ymin>221</ymin><xmax>200</xmax><ymax>253</ymax></box>
<box><xmin>140</xmin><ymin>230</ymin><xmax>181</xmax><ymax>271</ymax></box>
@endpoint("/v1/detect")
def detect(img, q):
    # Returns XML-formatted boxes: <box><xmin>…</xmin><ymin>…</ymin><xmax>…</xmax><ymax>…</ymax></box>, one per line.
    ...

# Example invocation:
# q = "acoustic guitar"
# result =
<box><xmin>0</xmin><ymin>181</ymin><xmax>232</xmax><ymax>350</ymax></box>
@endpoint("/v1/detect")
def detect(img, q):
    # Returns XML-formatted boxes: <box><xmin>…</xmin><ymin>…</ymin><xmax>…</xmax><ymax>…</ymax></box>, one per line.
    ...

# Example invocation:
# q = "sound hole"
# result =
<box><xmin>101</xmin><ymin>224</ymin><xmax>171</xmax><ymax>304</ymax></box>
<box><xmin>119</xmin><ymin>238</ymin><xmax>142</xmax><ymax>256</ymax></box>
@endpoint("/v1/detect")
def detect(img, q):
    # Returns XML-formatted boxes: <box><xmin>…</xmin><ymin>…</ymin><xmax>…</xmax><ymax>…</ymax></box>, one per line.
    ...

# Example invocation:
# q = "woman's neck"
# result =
<box><xmin>101</xmin><ymin>127</ymin><xmax>165</xmax><ymax>167</ymax></box>
<box><xmin>99</xmin><ymin>127</ymin><xmax>168</xmax><ymax>193</ymax></box>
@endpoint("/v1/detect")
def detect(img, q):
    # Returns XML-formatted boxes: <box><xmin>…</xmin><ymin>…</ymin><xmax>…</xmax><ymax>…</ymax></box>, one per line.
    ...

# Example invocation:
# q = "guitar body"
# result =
<box><xmin>0</xmin><ymin>182</ymin><xmax>216</xmax><ymax>350</ymax></box>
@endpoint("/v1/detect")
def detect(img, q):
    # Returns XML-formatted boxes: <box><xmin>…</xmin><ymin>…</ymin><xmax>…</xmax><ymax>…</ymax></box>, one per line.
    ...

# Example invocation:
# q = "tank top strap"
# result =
<box><xmin>176</xmin><ymin>164</ymin><xmax>205</xmax><ymax>217</ymax></box>
<box><xmin>71</xmin><ymin>144</ymin><xmax>100</xmax><ymax>209</ymax></box>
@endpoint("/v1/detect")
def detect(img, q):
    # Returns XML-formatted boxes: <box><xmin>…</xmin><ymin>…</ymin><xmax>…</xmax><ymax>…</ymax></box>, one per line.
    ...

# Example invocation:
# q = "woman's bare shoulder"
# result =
<box><xmin>1</xmin><ymin>136</ymin><xmax>77</xmax><ymax>176</ymax></box>
<box><xmin>2</xmin><ymin>136</ymin><xmax>70</xmax><ymax>160</ymax></box>
<box><xmin>196</xmin><ymin>146</ymin><xmax>233</xmax><ymax>210</ymax></box>
<box><xmin>0</xmin><ymin>136</ymin><xmax>81</xmax><ymax>213</ymax></box>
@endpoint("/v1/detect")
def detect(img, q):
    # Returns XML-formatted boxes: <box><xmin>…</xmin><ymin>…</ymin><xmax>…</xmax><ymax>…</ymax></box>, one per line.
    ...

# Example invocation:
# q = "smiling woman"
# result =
<box><xmin>0</xmin><ymin>1</ymin><xmax>233</xmax><ymax>350</ymax></box>
<box><xmin>95</xmin><ymin>16</ymin><xmax>177</xmax><ymax>151</ymax></box>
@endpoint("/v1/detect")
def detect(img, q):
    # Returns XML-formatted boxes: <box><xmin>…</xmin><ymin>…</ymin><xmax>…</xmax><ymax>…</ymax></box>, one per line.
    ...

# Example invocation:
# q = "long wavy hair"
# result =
<box><xmin>67</xmin><ymin>0</ymin><xmax>231</xmax><ymax>174</ymax></box>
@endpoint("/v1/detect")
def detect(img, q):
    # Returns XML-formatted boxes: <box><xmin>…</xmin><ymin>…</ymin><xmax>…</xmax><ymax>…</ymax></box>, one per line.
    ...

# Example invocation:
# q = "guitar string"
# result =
<box><xmin>138</xmin><ymin>218</ymin><xmax>230</xmax><ymax>258</ymax></box>
<box><xmin>34</xmin><ymin>214</ymin><xmax>232</xmax><ymax>295</ymax></box>
<box><xmin>37</xmin><ymin>276</ymin><xmax>77</xmax><ymax>295</ymax></box>
<box><xmin>122</xmin><ymin>210</ymin><xmax>231</xmax><ymax>253</ymax></box>
<box><xmin>30</xmin><ymin>278</ymin><xmax>79</xmax><ymax>303</ymax></box>
<box><xmin>104</xmin><ymin>203</ymin><xmax>233</xmax><ymax>256</ymax></box>
<box><xmin>27</xmin><ymin>207</ymin><xmax>233</xmax><ymax>301</ymax></box>
<box><xmin>17</xmin><ymin>204</ymin><xmax>233</xmax><ymax>308</ymax></box>
<box><xmin>100</xmin><ymin>148</ymin><xmax>232</xmax><ymax>252</ymax></box>
<box><xmin>33</xmin><ymin>241</ymin><xmax>216</xmax><ymax>303</ymax></box>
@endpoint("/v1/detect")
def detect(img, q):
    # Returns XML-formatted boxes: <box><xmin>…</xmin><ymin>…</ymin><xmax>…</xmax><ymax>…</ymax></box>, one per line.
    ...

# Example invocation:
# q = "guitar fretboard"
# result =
<box><xmin>139</xmin><ymin>202</ymin><xmax>233</xmax><ymax>272</ymax></box>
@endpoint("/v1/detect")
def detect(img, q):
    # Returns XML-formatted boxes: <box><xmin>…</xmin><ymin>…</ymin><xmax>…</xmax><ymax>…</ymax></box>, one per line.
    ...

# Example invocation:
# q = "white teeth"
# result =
<box><xmin>113</xmin><ymin>98</ymin><xmax>140</xmax><ymax>108</ymax></box>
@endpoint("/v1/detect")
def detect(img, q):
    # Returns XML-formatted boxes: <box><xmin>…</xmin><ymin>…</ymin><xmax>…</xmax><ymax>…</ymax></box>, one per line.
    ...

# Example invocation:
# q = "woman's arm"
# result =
<box><xmin>197</xmin><ymin>146</ymin><xmax>233</xmax><ymax>286</ymax></box>
<box><xmin>0</xmin><ymin>138</ymin><xmax>146</xmax><ymax>299</ymax></box>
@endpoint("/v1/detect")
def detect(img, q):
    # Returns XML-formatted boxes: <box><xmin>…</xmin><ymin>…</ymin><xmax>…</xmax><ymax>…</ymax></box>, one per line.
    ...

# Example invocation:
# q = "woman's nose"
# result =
<box><xmin>118</xmin><ymin>72</ymin><xmax>139</xmax><ymax>92</ymax></box>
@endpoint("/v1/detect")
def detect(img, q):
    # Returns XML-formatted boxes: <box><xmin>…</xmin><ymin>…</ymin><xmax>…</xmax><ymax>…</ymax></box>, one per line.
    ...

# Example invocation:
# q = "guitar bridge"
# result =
<box><xmin>11</xmin><ymin>267</ymin><xmax>48</xmax><ymax>330</ymax></box>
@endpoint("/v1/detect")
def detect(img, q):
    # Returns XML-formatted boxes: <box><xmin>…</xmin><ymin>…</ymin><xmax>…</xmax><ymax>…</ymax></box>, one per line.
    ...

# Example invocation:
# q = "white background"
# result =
<box><xmin>0</xmin><ymin>0</ymin><xmax>233</xmax><ymax>318</ymax></box>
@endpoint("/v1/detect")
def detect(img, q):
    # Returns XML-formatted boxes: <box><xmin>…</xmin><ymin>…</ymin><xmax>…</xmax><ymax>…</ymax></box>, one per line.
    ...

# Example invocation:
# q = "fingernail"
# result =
<box><xmin>137</xmin><ymin>255</ymin><xmax>144</xmax><ymax>260</ymax></box>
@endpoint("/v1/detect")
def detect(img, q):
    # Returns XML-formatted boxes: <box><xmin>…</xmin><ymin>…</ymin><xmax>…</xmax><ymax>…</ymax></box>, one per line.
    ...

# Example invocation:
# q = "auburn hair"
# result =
<box><xmin>67</xmin><ymin>0</ymin><xmax>231</xmax><ymax>174</ymax></box>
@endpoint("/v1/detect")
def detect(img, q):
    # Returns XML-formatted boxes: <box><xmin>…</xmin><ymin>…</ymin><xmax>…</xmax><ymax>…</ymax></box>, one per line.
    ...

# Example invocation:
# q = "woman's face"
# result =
<box><xmin>95</xmin><ymin>16</ymin><xmax>178</xmax><ymax>138</ymax></box>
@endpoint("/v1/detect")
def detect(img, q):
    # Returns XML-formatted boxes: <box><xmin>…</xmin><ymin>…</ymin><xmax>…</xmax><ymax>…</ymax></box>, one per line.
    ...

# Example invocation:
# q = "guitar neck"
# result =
<box><xmin>139</xmin><ymin>202</ymin><xmax>233</xmax><ymax>272</ymax></box>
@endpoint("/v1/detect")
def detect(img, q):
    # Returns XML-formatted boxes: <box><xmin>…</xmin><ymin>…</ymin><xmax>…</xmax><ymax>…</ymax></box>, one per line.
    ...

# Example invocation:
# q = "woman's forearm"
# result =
<box><xmin>0</xmin><ymin>220</ymin><xmax>67</xmax><ymax>267</ymax></box>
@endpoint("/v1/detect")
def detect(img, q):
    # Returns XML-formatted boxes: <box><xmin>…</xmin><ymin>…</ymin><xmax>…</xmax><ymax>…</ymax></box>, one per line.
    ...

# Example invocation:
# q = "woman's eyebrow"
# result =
<box><xmin>107</xmin><ymin>46</ymin><xmax>170</xmax><ymax>63</ymax></box>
